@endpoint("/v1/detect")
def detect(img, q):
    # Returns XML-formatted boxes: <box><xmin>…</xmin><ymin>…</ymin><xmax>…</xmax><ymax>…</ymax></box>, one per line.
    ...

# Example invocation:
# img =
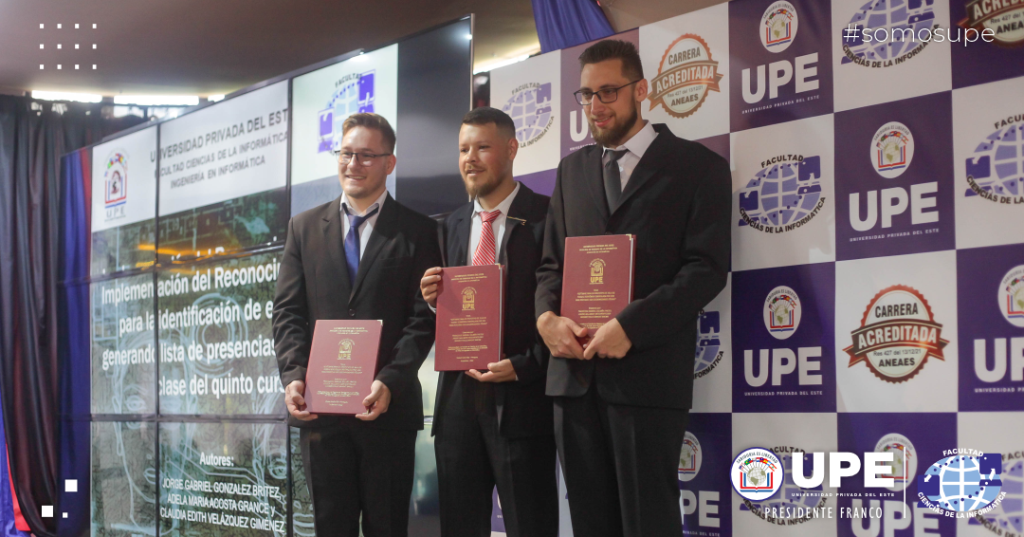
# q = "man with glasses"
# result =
<box><xmin>535</xmin><ymin>39</ymin><xmax>731</xmax><ymax>537</ymax></box>
<box><xmin>273</xmin><ymin>113</ymin><xmax>441</xmax><ymax>537</ymax></box>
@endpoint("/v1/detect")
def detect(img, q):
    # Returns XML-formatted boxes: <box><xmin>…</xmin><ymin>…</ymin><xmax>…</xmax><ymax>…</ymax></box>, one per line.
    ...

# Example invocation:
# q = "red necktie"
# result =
<box><xmin>472</xmin><ymin>210</ymin><xmax>501</xmax><ymax>266</ymax></box>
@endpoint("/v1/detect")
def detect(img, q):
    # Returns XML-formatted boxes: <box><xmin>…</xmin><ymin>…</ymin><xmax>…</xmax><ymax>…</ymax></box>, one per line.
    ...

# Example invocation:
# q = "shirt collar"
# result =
<box><xmin>473</xmin><ymin>181</ymin><xmax>521</xmax><ymax>218</ymax></box>
<box><xmin>603</xmin><ymin>120</ymin><xmax>658</xmax><ymax>160</ymax></box>
<box><xmin>342</xmin><ymin>188</ymin><xmax>389</xmax><ymax>217</ymax></box>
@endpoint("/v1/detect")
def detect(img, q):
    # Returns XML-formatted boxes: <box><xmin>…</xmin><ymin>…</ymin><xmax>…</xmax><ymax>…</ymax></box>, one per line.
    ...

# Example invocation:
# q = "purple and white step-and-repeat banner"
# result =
<box><xmin>488</xmin><ymin>0</ymin><xmax>1024</xmax><ymax>535</ymax></box>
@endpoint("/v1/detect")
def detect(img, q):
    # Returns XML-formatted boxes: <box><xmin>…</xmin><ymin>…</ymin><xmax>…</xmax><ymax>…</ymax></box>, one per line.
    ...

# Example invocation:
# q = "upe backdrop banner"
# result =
<box><xmin>489</xmin><ymin>0</ymin><xmax>1024</xmax><ymax>534</ymax></box>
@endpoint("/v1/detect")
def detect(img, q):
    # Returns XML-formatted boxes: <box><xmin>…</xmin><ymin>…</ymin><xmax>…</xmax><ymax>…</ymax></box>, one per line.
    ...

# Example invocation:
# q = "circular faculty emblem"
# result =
<box><xmin>738</xmin><ymin>155</ymin><xmax>824</xmax><ymax>233</ymax></box>
<box><xmin>747</xmin><ymin>447</ymin><xmax>829</xmax><ymax>525</ymax></box>
<box><xmin>999</xmin><ymin>265</ymin><xmax>1024</xmax><ymax>328</ymax></box>
<box><xmin>764</xmin><ymin>286</ymin><xmax>801</xmax><ymax>340</ymax></box>
<box><xmin>501</xmin><ymin>82</ymin><xmax>554</xmax><ymax>147</ymax></box>
<box><xmin>870</xmin><ymin>122</ymin><xmax>915</xmax><ymax>179</ymax></box>
<box><xmin>678</xmin><ymin>431</ymin><xmax>703</xmax><ymax>482</ymax></box>
<box><xmin>732</xmin><ymin>447</ymin><xmax>784</xmax><ymax>501</ymax></box>
<box><xmin>919</xmin><ymin>452</ymin><xmax>1004</xmax><ymax>513</ymax></box>
<box><xmin>648</xmin><ymin>34</ymin><xmax>723</xmax><ymax>119</ymax></box>
<box><xmin>844</xmin><ymin>285</ymin><xmax>949</xmax><ymax>383</ymax></box>
<box><xmin>841</xmin><ymin>0</ymin><xmax>936</xmax><ymax>67</ymax></box>
<box><xmin>964</xmin><ymin>121</ymin><xmax>1024</xmax><ymax>204</ymax></box>
<box><xmin>874</xmin><ymin>433</ymin><xmax>918</xmax><ymax>492</ymax></box>
<box><xmin>959</xmin><ymin>1</ymin><xmax>1024</xmax><ymax>47</ymax></box>
<box><xmin>760</xmin><ymin>1</ymin><xmax>799</xmax><ymax>53</ymax></box>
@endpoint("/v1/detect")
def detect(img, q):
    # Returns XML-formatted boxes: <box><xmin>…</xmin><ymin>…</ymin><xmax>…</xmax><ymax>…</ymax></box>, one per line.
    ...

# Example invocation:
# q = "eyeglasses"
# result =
<box><xmin>573</xmin><ymin>80</ymin><xmax>642</xmax><ymax>106</ymax></box>
<box><xmin>332</xmin><ymin>151</ymin><xmax>392</xmax><ymax>166</ymax></box>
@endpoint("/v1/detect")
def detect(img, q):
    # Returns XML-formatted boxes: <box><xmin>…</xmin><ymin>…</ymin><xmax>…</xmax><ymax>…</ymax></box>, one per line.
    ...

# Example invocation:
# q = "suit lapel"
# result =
<box><xmin>497</xmin><ymin>185</ymin><xmax>532</xmax><ymax>266</ymax></box>
<box><xmin>350</xmin><ymin>195</ymin><xmax>396</xmax><ymax>302</ymax></box>
<box><xmin>449</xmin><ymin>207</ymin><xmax>470</xmax><ymax>267</ymax></box>
<box><xmin>612</xmin><ymin>129</ymin><xmax>672</xmax><ymax>214</ymax></box>
<box><xmin>321</xmin><ymin>196</ymin><xmax>353</xmax><ymax>300</ymax></box>
<box><xmin>584</xmin><ymin>147</ymin><xmax>611</xmax><ymax>223</ymax></box>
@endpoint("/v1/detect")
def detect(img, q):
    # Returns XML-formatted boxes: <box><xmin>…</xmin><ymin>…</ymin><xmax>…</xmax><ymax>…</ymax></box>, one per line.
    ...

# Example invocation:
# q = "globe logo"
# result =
<box><xmin>763</xmin><ymin>286</ymin><xmax>801</xmax><ymax>340</ymax></box>
<box><xmin>870</xmin><ymin>122</ymin><xmax>915</xmax><ymax>179</ymax></box>
<box><xmin>731</xmin><ymin>447</ymin><xmax>784</xmax><ymax>501</ymax></box>
<box><xmin>760</xmin><ymin>1</ymin><xmax>799</xmax><ymax>53</ymax></box>
<box><xmin>694</xmin><ymin>309</ymin><xmax>723</xmax><ymax>377</ymax></box>
<box><xmin>501</xmin><ymin>82</ymin><xmax>553</xmax><ymax>147</ymax></box>
<box><xmin>969</xmin><ymin>458</ymin><xmax>1022</xmax><ymax>535</ymax></box>
<box><xmin>918</xmin><ymin>453</ymin><xmax>1003</xmax><ymax>513</ymax></box>
<box><xmin>738</xmin><ymin>155</ymin><xmax>823</xmax><ymax>233</ymax></box>
<box><xmin>840</xmin><ymin>0</ymin><xmax>936</xmax><ymax>67</ymax></box>
<box><xmin>318</xmin><ymin>71</ymin><xmax>376</xmax><ymax>153</ymax></box>
<box><xmin>999</xmin><ymin>265</ymin><xmax>1024</xmax><ymax>328</ymax></box>
<box><xmin>964</xmin><ymin>124</ymin><xmax>1024</xmax><ymax>203</ymax></box>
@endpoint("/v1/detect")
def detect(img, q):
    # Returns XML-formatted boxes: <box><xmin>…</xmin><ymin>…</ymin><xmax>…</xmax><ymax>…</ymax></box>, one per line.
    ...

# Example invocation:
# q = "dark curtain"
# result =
<box><xmin>531</xmin><ymin>0</ymin><xmax>615</xmax><ymax>53</ymax></box>
<box><xmin>0</xmin><ymin>94</ymin><xmax>138</xmax><ymax>536</ymax></box>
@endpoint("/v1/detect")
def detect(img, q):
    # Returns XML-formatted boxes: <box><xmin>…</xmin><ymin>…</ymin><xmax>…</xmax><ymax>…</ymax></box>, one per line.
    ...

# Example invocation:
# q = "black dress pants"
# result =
<box><xmin>554</xmin><ymin>386</ymin><xmax>690</xmax><ymax>537</ymax></box>
<box><xmin>300</xmin><ymin>424</ymin><xmax>417</xmax><ymax>537</ymax></box>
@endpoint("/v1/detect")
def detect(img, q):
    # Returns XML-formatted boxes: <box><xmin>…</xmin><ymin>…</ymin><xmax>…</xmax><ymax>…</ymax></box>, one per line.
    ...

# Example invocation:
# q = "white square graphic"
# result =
<box><xmin>65</xmin><ymin>479</ymin><xmax>77</xmax><ymax>492</ymax></box>
<box><xmin>731</xmin><ymin>114</ymin><xmax>836</xmax><ymax>271</ymax></box>
<box><xmin>732</xmin><ymin>413</ymin><xmax>839</xmax><ymax>537</ymax></box>
<box><xmin>835</xmin><ymin>250</ymin><xmax>959</xmax><ymax>412</ymax></box>
<box><xmin>490</xmin><ymin>50</ymin><xmax>562</xmax><ymax>177</ymax></box>
<box><xmin>42</xmin><ymin>505</ymin><xmax>53</xmax><ymax>518</ymax></box>
<box><xmin>831</xmin><ymin>0</ymin><xmax>952</xmax><ymax>112</ymax></box>
<box><xmin>639</xmin><ymin>2</ymin><xmax>730</xmax><ymax>140</ymax></box>
<box><xmin>953</xmin><ymin>77</ymin><xmax>1024</xmax><ymax>250</ymax></box>
<box><xmin>691</xmin><ymin>274</ymin><xmax>732</xmax><ymax>413</ymax></box>
<box><xmin>956</xmin><ymin>412</ymin><xmax>1024</xmax><ymax>537</ymax></box>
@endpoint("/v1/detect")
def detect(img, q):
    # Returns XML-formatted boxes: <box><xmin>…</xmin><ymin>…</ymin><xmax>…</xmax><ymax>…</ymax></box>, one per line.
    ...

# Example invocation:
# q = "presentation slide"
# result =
<box><xmin>156</xmin><ymin>251</ymin><xmax>283</xmax><ymax>416</ymax></box>
<box><xmin>290</xmin><ymin>44</ymin><xmax>398</xmax><ymax>214</ymax></box>
<box><xmin>90</xmin><ymin>126</ymin><xmax>158</xmax><ymax>275</ymax></box>
<box><xmin>159</xmin><ymin>421</ymin><xmax>288</xmax><ymax>536</ymax></box>
<box><xmin>91</xmin><ymin>421</ymin><xmax>156</xmax><ymax>536</ymax></box>
<box><xmin>158</xmin><ymin>81</ymin><xmax>290</xmax><ymax>260</ymax></box>
<box><xmin>90</xmin><ymin>274</ymin><xmax>156</xmax><ymax>415</ymax></box>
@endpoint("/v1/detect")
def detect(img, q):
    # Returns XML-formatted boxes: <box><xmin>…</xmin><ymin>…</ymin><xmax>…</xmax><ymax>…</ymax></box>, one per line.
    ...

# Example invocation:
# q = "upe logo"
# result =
<box><xmin>732</xmin><ymin>448</ymin><xmax>784</xmax><ymax>500</ymax></box>
<box><xmin>1000</xmin><ymin>264</ymin><xmax>1024</xmax><ymax>327</ymax></box>
<box><xmin>695</xmin><ymin>309</ymin><xmax>724</xmax><ymax>379</ymax></box>
<box><xmin>845</xmin><ymin>284</ymin><xmax>949</xmax><ymax>383</ymax></box>
<box><xmin>964</xmin><ymin>119</ymin><xmax>1024</xmax><ymax>204</ymax></box>
<box><xmin>874</xmin><ymin>433</ymin><xmax>917</xmax><ymax>491</ymax></box>
<box><xmin>337</xmin><ymin>339</ymin><xmax>354</xmax><ymax>361</ymax></box>
<box><xmin>648</xmin><ymin>34</ymin><xmax>723</xmax><ymax>119</ymax></box>
<box><xmin>501</xmin><ymin>82</ymin><xmax>553</xmax><ymax>147</ymax></box>
<box><xmin>679</xmin><ymin>431</ymin><xmax>703</xmax><ymax>482</ymax></box>
<box><xmin>740</xmin><ymin>446</ymin><xmax>830</xmax><ymax>525</ymax></box>
<box><xmin>841</xmin><ymin>0</ymin><xmax>936</xmax><ymax>68</ymax></box>
<box><xmin>104</xmin><ymin>152</ymin><xmax>128</xmax><ymax>208</ymax></box>
<box><xmin>871</xmin><ymin>122</ymin><xmax>915</xmax><ymax>179</ymax></box>
<box><xmin>738</xmin><ymin>154</ymin><xmax>825</xmax><ymax>233</ymax></box>
<box><xmin>764</xmin><ymin>286</ymin><xmax>801</xmax><ymax>340</ymax></box>
<box><xmin>918</xmin><ymin>450</ymin><xmax>1005</xmax><ymax>515</ymax></box>
<box><xmin>461</xmin><ymin>287</ymin><xmax>476</xmax><ymax>311</ymax></box>
<box><xmin>590</xmin><ymin>258</ymin><xmax>605</xmax><ymax>285</ymax></box>
<box><xmin>761</xmin><ymin>1</ymin><xmax>799</xmax><ymax>53</ymax></box>
<box><xmin>959</xmin><ymin>0</ymin><xmax>1024</xmax><ymax>47</ymax></box>
<box><xmin>318</xmin><ymin>71</ymin><xmax>375</xmax><ymax>153</ymax></box>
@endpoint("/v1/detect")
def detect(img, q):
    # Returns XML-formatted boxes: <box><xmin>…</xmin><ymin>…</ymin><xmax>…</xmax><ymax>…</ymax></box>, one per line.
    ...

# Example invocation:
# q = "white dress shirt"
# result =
<box><xmin>602</xmin><ymin>120</ymin><xmax>659</xmax><ymax>191</ymax></box>
<box><xmin>340</xmin><ymin>188</ymin><xmax>389</xmax><ymax>258</ymax></box>
<box><xmin>467</xmin><ymin>181</ymin><xmax>521</xmax><ymax>264</ymax></box>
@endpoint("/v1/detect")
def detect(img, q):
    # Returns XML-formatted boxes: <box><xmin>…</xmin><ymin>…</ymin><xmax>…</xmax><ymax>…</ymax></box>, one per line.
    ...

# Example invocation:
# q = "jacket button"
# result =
<box><xmin>348</xmin><ymin>309</ymin><xmax>356</xmax><ymax>317</ymax></box>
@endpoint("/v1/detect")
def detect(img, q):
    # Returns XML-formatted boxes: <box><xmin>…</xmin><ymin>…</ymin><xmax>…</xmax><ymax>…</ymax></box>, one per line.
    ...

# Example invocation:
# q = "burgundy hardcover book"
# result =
<box><xmin>304</xmin><ymin>320</ymin><xmax>382</xmax><ymax>414</ymax></box>
<box><xmin>561</xmin><ymin>235</ymin><xmax>635</xmax><ymax>338</ymax></box>
<box><xmin>435</xmin><ymin>264</ymin><xmax>505</xmax><ymax>371</ymax></box>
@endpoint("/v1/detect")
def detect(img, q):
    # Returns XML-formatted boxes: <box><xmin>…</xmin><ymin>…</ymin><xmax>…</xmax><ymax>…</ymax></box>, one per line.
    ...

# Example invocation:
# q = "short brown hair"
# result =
<box><xmin>341</xmin><ymin>113</ymin><xmax>396</xmax><ymax>153</ymax></box>
<box><xmin>462</xmin><ymin>107</ymin><xmax>516</xmax><ymax>140</ymax></box>
<box><xmin>578</xmin><ymin>39</ymin><xmax>644</xmax><ymax>82</ymax></box>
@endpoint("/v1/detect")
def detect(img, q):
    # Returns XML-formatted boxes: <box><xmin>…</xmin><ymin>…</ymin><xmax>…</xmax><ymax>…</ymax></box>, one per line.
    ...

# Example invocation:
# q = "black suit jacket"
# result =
<box><xmin>433</xmin><ymin>183</ymin><xmax>553</xmax><ymax>438</ymax></box>
<box><xmin>535</xmin><ymin>124</ymin><xmax>731</xmax><ymax>410</ymax></box>
<box><xmin>273</xmin><ymin>193</ymin><xmax>441</xmax><ymax>430</ymax></box>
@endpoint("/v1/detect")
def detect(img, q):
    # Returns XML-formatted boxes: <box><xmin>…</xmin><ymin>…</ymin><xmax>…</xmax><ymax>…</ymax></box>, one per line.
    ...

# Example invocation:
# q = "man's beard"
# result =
<box><xmin>464</xmin><ymin>174</ymin><xmax>499</xmax><ymax>199</ymax></box>
<box><xmin>590</xmin><ymin>101</ymin><xmax>639</xmax><ymax>147</ymax></box>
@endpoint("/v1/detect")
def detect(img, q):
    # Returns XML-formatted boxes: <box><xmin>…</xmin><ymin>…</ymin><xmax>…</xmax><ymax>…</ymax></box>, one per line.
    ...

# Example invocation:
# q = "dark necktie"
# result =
<box><xmin>603</xmin><ymin>149</ymin><xmax>628</xmax><ymax>212</ymax></box>
<box><xmin>343</xmin><ymin>205</ymin><xmax>379</xmax><ymax>287</ymax></box>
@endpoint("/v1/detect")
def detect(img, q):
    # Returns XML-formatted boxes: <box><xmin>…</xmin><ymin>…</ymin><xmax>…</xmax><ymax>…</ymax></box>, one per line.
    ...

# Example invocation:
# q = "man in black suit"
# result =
<box><xmin>535</xmin><ymin>40</ymin><xmax>731</xmax><ymax>537</ymax></box>
<box><xmin>420</xmin><ymin>107</ymin><xmax>557</xmax><ymax>537</ymax></box>
<box><xmin>273</xmin><ymin>113</ymin><xmax>441</xmax><ymax>537</ymax></box>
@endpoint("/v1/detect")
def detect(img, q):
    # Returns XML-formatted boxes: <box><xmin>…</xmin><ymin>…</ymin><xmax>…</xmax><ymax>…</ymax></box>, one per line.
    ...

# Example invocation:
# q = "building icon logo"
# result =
<box><xmin>462</xmin><ymin>287</ymin><xmax>476</xmax><ymax>311</ymax></box>
<box><xmin>760</xmin><ymin>1</ymin><xmax>799</xmax><ymax>53</ymax></box>
<box><xmin>678</xmin><ymin>431</ymin><xmax>703</xmax><ymax>482</ymax></box>
<box><xmin>874</xmin><ymin>433</ymin><xmax>918</xmax><ymax>491</ymax></box>
<box><xmin>999</xmin><ymin>264</ymin><xmax>1024</xmax><ymax>327</ymax></box>
<box><xmin>732</xmin><ymin>447</ymin><xmax>784</xmax><ymax>501</ymax></box>
<box><xmin>871</xmin><ymin>122</ymin><xmax>915</xmax><ymax>179</ymax></box>
<box><xmin>764</xmin><ymin>286</ymin><xmax>801</xmax><ymax>340</ymax></box>
<box><xmin>338</xmin><ymin>339</ymin><xmax>354</xmax><ymax>361</ymax></box>
<box><xmin>104</xmin><ymin>152</ymin><xmax>128</xmax><ymax>208</ymax></box>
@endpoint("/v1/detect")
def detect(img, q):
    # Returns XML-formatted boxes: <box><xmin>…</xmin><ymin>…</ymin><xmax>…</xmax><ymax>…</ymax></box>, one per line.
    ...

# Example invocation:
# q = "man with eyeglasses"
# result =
<box><xmin>535</xmin><ymin>39</ymin><xmax>731</xmax><ymax>537</ymax></box>
<box><xmin>273</xmin><ymin>113</ymin><xmax>441</xmax><ymax>537</ymax></box>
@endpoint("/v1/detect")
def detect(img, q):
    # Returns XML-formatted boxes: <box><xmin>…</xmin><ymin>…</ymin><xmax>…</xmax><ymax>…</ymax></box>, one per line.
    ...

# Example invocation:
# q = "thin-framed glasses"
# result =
<box><xmin>332</xmin><ymin>150</ymin><xmax>392</xmax><ymax>166</ymax></box>
<box><xmin>573</xmin><ymin>80</ymin><xmax>642</xmax><ymax>106</ymax></box>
